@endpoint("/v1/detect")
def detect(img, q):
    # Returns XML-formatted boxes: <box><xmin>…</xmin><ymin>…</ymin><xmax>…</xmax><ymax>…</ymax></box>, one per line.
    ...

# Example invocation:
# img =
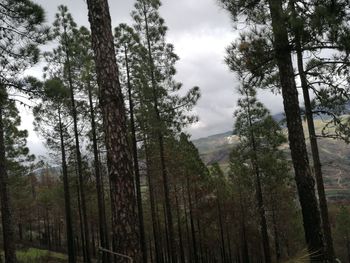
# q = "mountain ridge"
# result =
<box><xmin>192</xmin><ymin>118</ymin><xmax>350</xmax><ymax>202</ymax></box>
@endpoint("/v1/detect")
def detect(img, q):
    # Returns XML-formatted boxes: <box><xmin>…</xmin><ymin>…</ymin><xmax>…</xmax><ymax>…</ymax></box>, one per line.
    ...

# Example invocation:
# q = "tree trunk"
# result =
<box><xmin>63</xmin><ymin>25</ymin><xmax>91</xmax><ymax>263</ymax></box>
<box><xmin>87</xmin><ymin>81</ymin><xmax>110</xmax><ymax>263</ymax></box>
<box><xmin>163</xmin><ymin>202</ymin><xmax>171</xmax><ymax>263</ymax></box>
<box><xmin>291</xmin><ymin>3</ymin><xmax>335</xmax><ymax>260</ymax></box>
<box><xmin>29</xmin><ymin>221</ymin><xmax>33</xmax><ymax>242</ymax></box>
<box><xmin>187</xmin><ymin>177</ymin><xmax>199</xmax><ymax>263</ymax></box>
<box><xmin>196</xmin><ymin>218</ymin><xmax>204</xmax><ymax>263</ymax></box>
<box><xmin>0</xmin><ymin>102</ymin><xmax>17</xmax><ymax>263</ymax></box>
<box><xmin>268</xmin><ymin>0</ymin><xmax>324</xmax><ymax>259</ymax></box>
<box><xmin>239</xmin><ymin>185</ymin><xmax>249</xmax><ymax>263</ymax></box>
<box><xmin>91</xmin><ymin>223</ymin><xmax>96</xmax><ymax>258</ymax></box>
<box><xmin>18</xmin><ymin>222</ymin><xmax>23</xmax><ymax>241</ymax></box>
<box><xmin>125</xmin><ymin>48</ymin><xmax>148</xmax><ymax>263</ymax></box>
<box><xmin>58</xmin><ymin>108</ymin><xmax>76</xmax><ymax>263</ymax></box>
<box><xmin>174</xmin><ymin>187</ymin><xmax>185</xmax><ymax>263</ymax></box>
<box><xmin>145</xmin><ymin>142</ymin><xmax>163</xmax><ymax>263</ymax></box>
<box><xmin>76</xmin><ymin>178</ymin><xmax>87</xmax><ymax>261</ymax></box>
<box><xmin>244</xmin><ymin>89</ymin><xmax>271</xmax><ymax>263</ymax></box>
<box><xmin>182</xmin><ymin>185</ymin><xmax>192</xmax><ymax>262</ymax></box>
<box><xmin>217</xmin><ymin>201</ymin><xmax>227</xmax><ymax>263</ymax></box>
<box><xmin>194</xmin><ymin>190</ymin><xmax>204</xmax><ymax>263</ymax></box>
<box><xmin>271</xmin><ymin>206</ymin><xmax>280</xmax><ymax>262</ymax></box>
<box><xmin>346</xmin><ymin>232</ymin><xmax>350</xmax><ymax>263</ymax></box>
<box><xmin>226</xmin><ymin>222</ymin><xmax>233</xmax><ymax>263</ymax></box>
<box><xmin>141</xmin><ymin>4</ymin><xmax>177</xmax><ymax>262</ymax></box>
<box><xmin>86</xmin><ymin>0</ymin><xmax>140</xmax><ymax>260</ymax></box>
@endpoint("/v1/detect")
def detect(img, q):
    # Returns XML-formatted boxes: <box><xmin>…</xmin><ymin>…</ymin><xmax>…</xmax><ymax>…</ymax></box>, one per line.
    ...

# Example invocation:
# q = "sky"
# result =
<box><xmin>22</xmin><ymin>0</ymin><xmax>285</xmax><ymax>157</ymax></box>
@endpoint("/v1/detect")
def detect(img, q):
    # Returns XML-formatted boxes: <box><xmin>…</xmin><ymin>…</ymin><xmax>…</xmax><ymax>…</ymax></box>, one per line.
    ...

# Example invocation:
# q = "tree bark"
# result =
<box><xmin>271</xmin><ymin>206</ymin><xmax>280</xmax><ymax>262</ymax></box>
<box><xmin>174</xmin><ymin>187</ymin><xmax>185</xmax><ymax>263</ymax></box>
<box><xmin>63</xmin><ymin>24</ymin><xmax>91</xmax><ymax>263</ymax></box>
<box><xmin>268</xmin><ymin>0</ymin><xmax>324</xmax><ymax>259</ymax></box>
<box><xmin>346</xmin><ymin>232</ymin><xmax>350</xmax><ymax>263</ymax></box>
<box><xmin>291</xmin><ymin>3</ymin><xmax>335</xmax><ymax>259</ymax></box>
<box><xmin>145</xmin><ymin>147</ymin><xmax>163</xmax><ymax>263</ymax></box>
<box><xmin>0</xmin><ymin>103</ymin><xmax>17</xmax><ymax>263</ymax></box>
<box><xmin>238</xmin><ymin>183</ymin><xmax>249</xmax><ymax>263</ymax></box>
<box><xmin>244</xmin><ymin>89</ymin><xmax>271</xmax><ymax>263</ymax></box>
<box><xmin>217</xmin><ymin>201</ymin><xmax>227</xmax><ymax>263</ymax></box>
<box><xmin>125</xmin><ymin>48</ymin><xmax>148</xmax><ymax>263</ymax></box>
<box><xmin>187</xmin><ymin>176</ymin><xmax>199</xmax><ymax>263</ymax></box>
<box><xmin>87</xmin><ymin>81</ymin><xmax>110</xmax><ymax>263</ymax></box>
<box><xmin>58</xmin><ymin>108</ymin><xmax>76</xmax><ymax>263</ymax></box>
<box><xmin>86</xmin><ymin>0</ymin><xmax>140</xmax><ymax>260</ymax></box>
<box><xmin>141</xmin><ymin>4</ymin><xmax>177</xmax><ymax>262</ymax></box>
<box><xmin>182</xmin><ymin>184</ymin><xmax>192</xmax><ymax>262</ymax></box>
<box><xmin>76</xmin><ymin>178</ymin><xmax>87</xmax><ymax>261</ymax></box>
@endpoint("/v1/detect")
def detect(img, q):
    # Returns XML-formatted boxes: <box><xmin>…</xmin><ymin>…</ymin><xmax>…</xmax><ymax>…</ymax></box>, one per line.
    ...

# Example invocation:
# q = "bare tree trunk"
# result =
<box><xmin>268</xmin><ymin>0</ymin><xmax>324</xmax><ymax>259</ymax></box>
<box><xmin>346</xmin><ymin>232</ymin><xmax>350</xmax><ymax>263</ymax></box>
<box><xmin>0</xmin><ymin>101</ymin><xmax>17</xmax><ymax>263</ymax></box>
<box><xmin>163</xmin><ymin>202</ymin><xmax>171</xmax><ymax>263</ymax></box>
<box><xmin>174</xmin><ymin>187</ymin><xmax>185</xmax><ymax>263</ymax></box>
<box><xmin>125</xmin><ymin>48</ymin><xmax>148</xmax><ymax>263</ymax></box>
<box><xmin>141</xmin><ymin>4</ymin><xmax>177</xmax><ymax>261</ymax></box>
<box><xmin>194</xmin><ymin>190</ymin><xmax>204</xmax><ymax>263</ymax></box>
<box><xmin>87</xmin><ymin>81</ymin><xmax>110</xmax><ymax>263</ymax></box>
<box><xmin>86</xmin><ymin>0</ymin><xmax>140</xmax><ymax>260</ymax></box>
<box><xmin>182</xmin><ymin>185</ymin><xmax>192</xmax><ymax>262</ymax></box>
<box><xmin>63</xmin><ymin>24</ymin><xmax>91</xmax><ymax>263</ymax></box>
<box><xmin>238</xmin><ymin>186</ymin><xmax>249</xmax><ymax>263</ymax></box>
<box><xmin>145</xmin><ymin>142</ymin><xmax>163</xmax><ymax>263</ymax></box>
<box><xmin>244</xmin><ymin>89</ymin><xmax>271</xmax><ymax>263</ymax></box>
<box><xmin>226</xmin><ymin>223</ymin><xmax>233</xmax><ymax>263</ymax></box>
<box><xmin>217</xmin><ymin>201</ymin><xmax>227</xmax><ymax>263</ymax></box>
<box><xmin>291</xmin><ymin>3</ymin><xmax>335</xmax><ymax>260</ymax></box>
<box><xmin>58</xmin><ymin>108</ymin><xmax>76</xmax><ymax>263</ymax></box>
<box><xmin>271</xmin><ymin>206</ymin><xmax>280</xmax><ymax>262</ymax></box>
<box><xmin>187</xmin><ymin>176</ymin><xmax>199</xmax><ymax>263</ymax></box>
<box><xmin>76</xmin><ymin>178</ymin><xmax>87</xmax><ymax>261</ymax></box>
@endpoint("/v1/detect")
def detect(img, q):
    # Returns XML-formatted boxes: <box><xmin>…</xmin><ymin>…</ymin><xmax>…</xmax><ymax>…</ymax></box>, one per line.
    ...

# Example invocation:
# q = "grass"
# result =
<box><xmin>17</xmin><ymin>248</ymin><xmax>49</xmax><ymax>263</ymax></box>
<box><xmin>0</xmin><ymin>248</ymin><xmax>68</xmax><ymax>263</ymax></box>
<box><xmin>0</xmin><ymin>248</ymin><xmax>100</xmax><ymax>262</ymax></box>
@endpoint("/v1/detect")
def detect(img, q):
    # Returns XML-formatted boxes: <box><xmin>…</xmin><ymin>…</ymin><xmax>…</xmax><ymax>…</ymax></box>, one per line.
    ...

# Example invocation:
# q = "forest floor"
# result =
<box><xmin>0</xmin><ymin>248</ymin><xmax>98</xmax><ymax>262</ymax></box>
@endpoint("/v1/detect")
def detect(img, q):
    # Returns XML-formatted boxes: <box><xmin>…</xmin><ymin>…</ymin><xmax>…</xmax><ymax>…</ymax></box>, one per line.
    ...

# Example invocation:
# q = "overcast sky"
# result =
<box><xmin>22</xmin><ymin>0</ymin><xmax>285</xmax><ymax>156</ymax></box>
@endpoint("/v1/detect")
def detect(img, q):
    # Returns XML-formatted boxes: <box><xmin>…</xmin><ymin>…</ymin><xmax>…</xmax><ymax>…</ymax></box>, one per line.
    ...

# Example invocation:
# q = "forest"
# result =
<box><xmin>1</xmin><ymin>0</ymin><xmax>350</xmax><ymax>262</ymax></box>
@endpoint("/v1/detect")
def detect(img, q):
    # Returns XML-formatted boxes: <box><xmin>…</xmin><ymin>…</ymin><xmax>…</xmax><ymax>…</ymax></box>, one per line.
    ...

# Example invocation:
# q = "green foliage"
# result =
<box><xmin>234</xmin><ymin>85</ymin><xmax>286</xmax><ymax>157</ymax></box>
<box><xmin>33</xmin><ymin>78</ymin><xmax>71</xmax><ymax>152</ymax></box>
<box><xmin>127</xmin><ymin>0</ymin><xmax>201</xmax><ymax>135</ymax></box>
<box><xmin>0</xmin><ymin>0</ymin><xmax>48</xmax><ymax>85</ymax></box>
<box><xmin>3</xmin><ymin>99</ymin><xmax>35</xmax><ymax>175</ymax></box>
<box><xmin>229</xmin><ymin>82</ymin><xmax>302</xmax><ymax>260</ymax></box>
<box><xmin>17</xmin><ymin>248</ymin><xmax>49</xmax><ymax>263</ymax></box>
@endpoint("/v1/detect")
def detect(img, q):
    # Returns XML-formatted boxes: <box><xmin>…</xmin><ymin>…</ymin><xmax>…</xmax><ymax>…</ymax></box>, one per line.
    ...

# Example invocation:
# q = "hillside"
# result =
<box><xmin>193</xmin><ymin>119</ymin><xmax>350</xmax><ymax>201</ymax></box>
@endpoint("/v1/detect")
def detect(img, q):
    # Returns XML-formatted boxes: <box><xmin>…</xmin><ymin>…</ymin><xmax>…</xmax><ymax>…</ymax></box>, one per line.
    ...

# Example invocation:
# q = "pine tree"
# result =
<box><xmin>336</xmin><ymin>206</ymin><xmax>350</xmax><ymax>262</ymax></box>
<box><xmin>220</xmin><ymin>1</ymin><xmax>324</xmax><ymax>258</ymax></box>
<box><xmin>233</xmin><ymin>85</ymin><xmax>284</xmax><ymax>263</ymax></box>
<box><xmin>86</xmin><ymin>0</ymin><xmax>141</xmax><ymax>260</ymax></box>
<box><xmin>288</xmin><ymin>2</ymin><xmax>337</xmax><ymax>259</ymax></box>
<box><xmin>33</xmin><ymin>78</ymin><xmax>76</xmax><ymax>263</ymax></box>
<box><xmin>0</xmin><ymin>1</ymin><xmax>47</xmax><ymax>261</ymax></box>
<box><xmin>130</xmin><ymin>2</ymin><xmax>200</xmax><ymax>261</ymax></box>
<box><xmin>230</xmin><ymin>85</ymin><xmax>299</xmax><ymax>261</ymax></box>
<box><xmin>267</xmin><ymin>1</ymin><xmax>323</xmax><ymax>258</ymax></box>
<box><xmin>75</xmin><ymin>26</ymin><xmax>111</xmax><ymax>263</ymax></box>
<box><xmin>50</xmin><ymin>7</ymin><xmax>92</xmax><ymax>262</ymax></box>
<box><xmin>114</xmin><ymin>23</ymin><xmax>148</xmax><ymax>263</ymax></box>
